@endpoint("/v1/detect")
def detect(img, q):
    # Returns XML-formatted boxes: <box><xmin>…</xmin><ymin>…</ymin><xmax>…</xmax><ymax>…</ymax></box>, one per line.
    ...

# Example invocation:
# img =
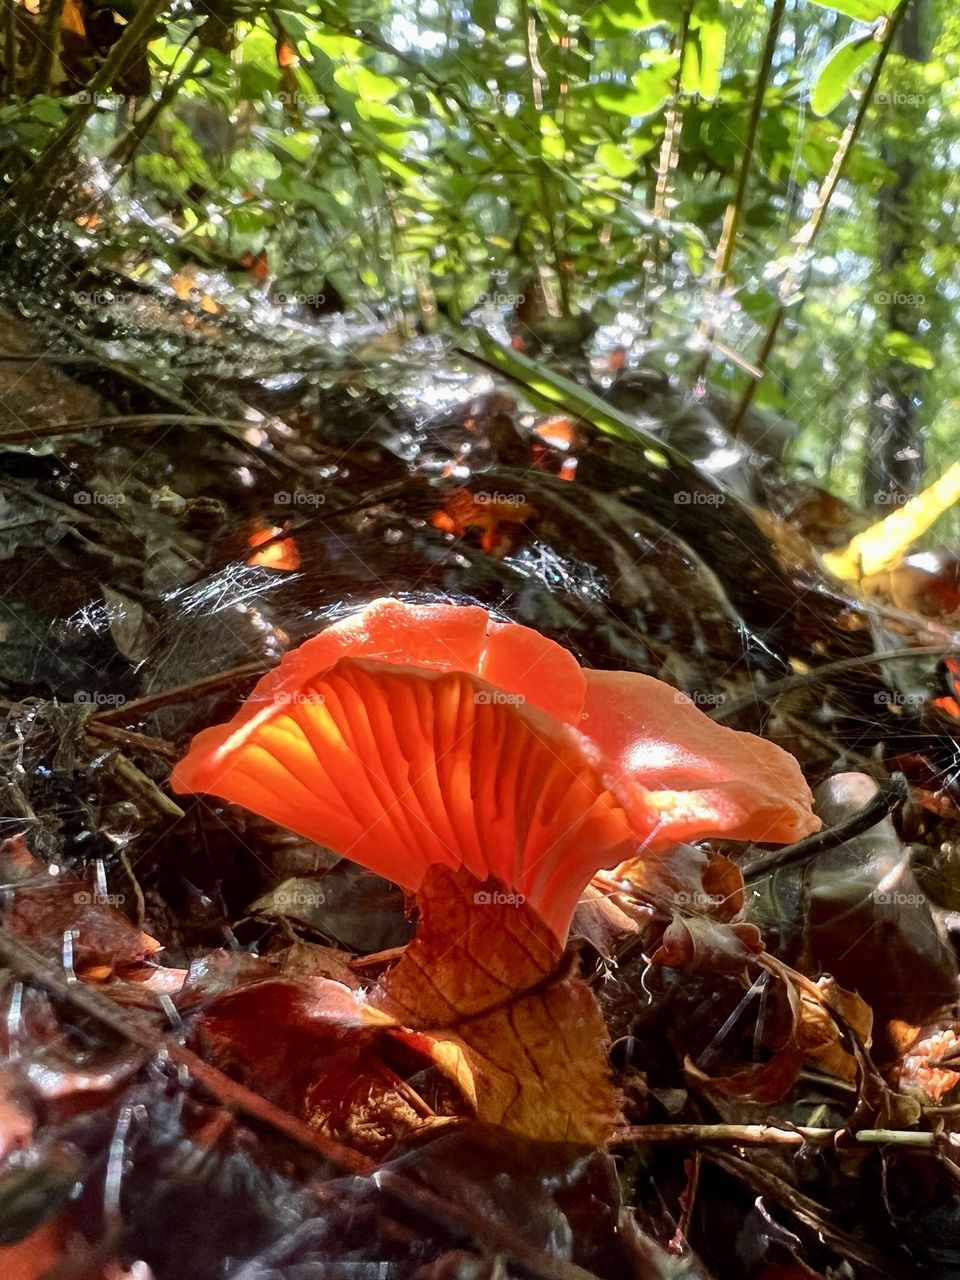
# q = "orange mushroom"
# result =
<box><xmin>171</xmin><ymin>598</ymin><xmax>818</xmax><ymax>940</ymax></box>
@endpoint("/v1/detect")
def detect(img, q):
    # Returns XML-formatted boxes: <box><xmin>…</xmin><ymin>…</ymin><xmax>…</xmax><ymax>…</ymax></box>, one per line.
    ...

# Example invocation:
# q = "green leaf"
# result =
<box><xmin>682</xmin><ymin>18</ymin><xmax>726</xmax><ymax>100</ymax></box>
<box><xmin>584</xmin><ymin>63</ymin><xmax>674</xmax><ymax>117</ymax></box>
<box><xmin>809</xmin><ymin>0</ymin><xmax>893</xmax><ymax>20</ymax></box>
<box><xmin>586</xmin><ymin>0</ymin><xmax>677</xmax><ymax>35</ymax></box>
<box><xmin>30</xmin><ymin>96</ymin><xmax>66</xmax><ymax>125</ymax></box>
<box><xmin>333</xmin><ymin>66</ymin><xmax>399</xmax><ymax>102</ymax></box>
<box><xmin>881</xmin><ymin>331</ymin><xmax>935</xmax><ymax>369</ymax></box>
<box><xmin>595</xmin><ymin>141</ymin><xmax>635</xmax><ymax>177</ymax></box>
<box><xmin>811</xmin><ymin>32</ymin><xmax>877</xmax><ymax>116</ymax></box>
<box><xmin>227</xmin><ymin>149</ymin><xmax>283</xmax><ymax>187</ymax></box>
<box><xmin>265</xmin><ymin>130</ymin><xmax>316</xmax><ymax>163</ymax></box>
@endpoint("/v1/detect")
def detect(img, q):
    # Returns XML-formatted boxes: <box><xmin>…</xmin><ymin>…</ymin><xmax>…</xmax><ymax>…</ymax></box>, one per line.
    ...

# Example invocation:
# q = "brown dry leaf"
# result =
<box><xmin>797</xmin><ymin>978</ymin><xmax>872</xmax><ymax>1085</ymax></box>
<box><xmin>277</xmin><ymin>38</ymin><xmax>298</xmax><ymax>67</ymax></box>
<box><xmin>701</xmin><ymin>851</ymin><xmax>745</xmax><ymax>920</ymax></box>
<box><xmin>169</xmin><ymin>272</ymin><xmax>222</xmax><ymax>314</ymax></box>
<box><xmin>62</xmin><ymin>0</ymin><xmax>85</xmax><ymax>37</ymax></box>
<box><xmin>370</xmin><ymin>866</ymin><xmax>618</xmax><ymax>1145</ymax></box>
<box><xmin>0</xmin><ymin>1216</ymin><xmax>67</xmax><ymax>1280</ymax></box>
<box><xmin>651</xmin><ymin>916</ymin><xmax>764</xmax><ymax>974</ymax></box>
<box><xmin>191</xmin><ymin>978</ymin><xmax>438</xmax><ymax>1158</ymax></box>
<box><xmin>619</xmin><ymin>843</ymin><xmax>745</xmax><ymax>921</ymax></box>
<box><xmin>0</xmin><ymin>1067</ymin><xmax>33</xmax><ymax>1161</ymax></box>
<box><xmin>570</xmin><ymin>880</ymin><xmax>644</xmax><ymax>958</ymax></box>
<box><xmin>0</xmin><ymin>835</ymin><xmax>160</xmax><ymax>977</ymax></box>
<box><xmin>687</xmin><ymin>967</ymin><xmax>872</xmax><ymax>1103</ymax></box>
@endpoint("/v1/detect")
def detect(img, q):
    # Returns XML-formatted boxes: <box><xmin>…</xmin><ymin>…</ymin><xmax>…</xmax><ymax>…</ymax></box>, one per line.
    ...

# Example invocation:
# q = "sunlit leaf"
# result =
<box><xmin>682</xmin><ymin>17</ymin><xmax>726</xmax><ymax>100</ymax></box>
<box><xmin>809</xmin><ymin>0</ymin><xmax>892</xmax><ymax>18</ymax></box>
<box><xmin>881</xmin><ymin>329</ymin><xmax>935</xmax><ymax>369</ymax></box>
<box><xmin>333</xmin><ymin>65</ymin><xmax>400</xmax><ymax>102</ymax></box>
<box><xmin>811</xmin><ymin>31</ymin><xmax>877</xmax><ymax>116</ymax></box>
<box><xmin>595</xmin><ymin>140</ymin><xmax>635</xmax><ymax>177</ymax></box>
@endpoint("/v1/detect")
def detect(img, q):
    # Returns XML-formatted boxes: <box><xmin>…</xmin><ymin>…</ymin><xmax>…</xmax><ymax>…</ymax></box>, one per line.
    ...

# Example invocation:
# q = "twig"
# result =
<box><xmin>0</xmin><ymin>413</ymin><xmax>262</xmax><ymax>444</ymax></box>
<box><xmin>706</xmin><ymin>1149</ymin><xmax>914</xmax><ymax>1278</ymax></box>
<box><xmin>28</xmin><ymin>0</ymin><xmax>172</xmax><ymax>195</ymax></box>
<box><xmin>89</xmin><ymin>661</ymin><xmax>267</xmax><ymax>724</ymax></box>
<box><xmin>29</xmin><ymin>0</ymin><xmax>66</xmax><ymax>96</ymax></box>
<box><xmin>109</xmin><ymin>33</ymin><xmax>205</xmax><ymax>170</ymax></box>
<box><xmin>741</xmin><ymin>772</ymin><xmax>909</xmax><ymax>883</ymax></box>
<box><xmin>2</xmin><ymin>0</ymin><xmax>18</xmax><ymax>100</ymax></box>
<box><xmin>694</xmin><ymin>0</ymin><xmax>787</xmax><ymax>379</ymax></box>
<box><xmin>642</xmin><ymin>5</ymin><xmax>692</xmax><ymax>338</ymax></box>
<box><xmin>731</xmin><ymin>2</ymin><xmax>908</xmax><ymax>430</ymax></box>
<box><xmin>86</xmin><ymin>721</ymin><xmax>178</xmax><ymax>761</ymax></box>
<box><xmin>611</xmin><ymin>1123</ymin><xmax>937</xmax><ymax>1148</ymax></box>
<box><xmin>710</xmin><ymin>643</ymin><xmax>955</xmax><ymax>722</ymax></box>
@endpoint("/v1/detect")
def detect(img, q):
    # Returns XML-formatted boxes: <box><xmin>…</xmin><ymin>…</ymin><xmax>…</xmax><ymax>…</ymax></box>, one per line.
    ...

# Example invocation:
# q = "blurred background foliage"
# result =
<box><xmin>0</xmin><ymin>0</ymin><xmax>957</xmax><ymax>524</ymax></box>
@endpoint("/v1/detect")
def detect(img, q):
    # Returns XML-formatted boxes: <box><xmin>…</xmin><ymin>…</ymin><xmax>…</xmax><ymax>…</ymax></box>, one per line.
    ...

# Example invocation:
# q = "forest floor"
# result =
<box><xmin>1</xmin><ymin>277</ymin><xmax>960</xmax><ymax>1280</ymax></box>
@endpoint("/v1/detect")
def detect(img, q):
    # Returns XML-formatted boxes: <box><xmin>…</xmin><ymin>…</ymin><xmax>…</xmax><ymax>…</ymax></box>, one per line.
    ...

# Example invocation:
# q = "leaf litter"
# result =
<box><xmin>1</xmin><ymin>288</ymin><xmax>960</xmax><ymax>1280</ymax></box>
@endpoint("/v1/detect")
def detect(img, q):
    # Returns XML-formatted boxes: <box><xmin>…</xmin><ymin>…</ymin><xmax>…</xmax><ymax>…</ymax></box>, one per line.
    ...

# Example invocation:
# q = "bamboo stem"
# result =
<box><xmin>694</xmin><ymin>0</ymin><xmax>787</xmax><ymax>379</ymax></box>
<box><xmin>731</xmin><ymin>3</ymin><xmax>907</xmax><ymax>431</ymax></box>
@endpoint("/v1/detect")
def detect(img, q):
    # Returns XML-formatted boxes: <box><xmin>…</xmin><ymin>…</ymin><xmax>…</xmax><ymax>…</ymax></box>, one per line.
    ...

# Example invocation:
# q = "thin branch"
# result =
<box><xmin>731</xmin><ymin>2</ymin><xmax>908</xmax><ymax>430</ymax></box>
<box><xmin>30</xmin><ymin>0</ymin><xmax>66</xmax><ymax>96</ymax></box>
<box><xmin>3</xmin><ymin>0</ymin><xmax>18</xmax><ymax>100</ymax></box>
<box><xmin>741</xmin><ymin>772</ymin><xmax>909</xmax><ymax>883</ymax></box>
<box><xmin>25</xmin><ymin>0</ymin><xmax>171</xmax><ymax>197</ymax></box>
<box><xmin>706</xmin><ymin>1149</ymin><xmax>915</xmax><ymax>1278</ymax></box>
<box><xmin>711</xmin><ymin>642</ymin><xmax>956</xmax><ymax>721</ymax></box>
<box><xmin>642</xmin><ymin>5</ymin><xmax>692</xmax><ymax>337</ymax></box>
<box><xmin>89</xmin><ymin>661</ymin><xmax>267</xmax><ymax>724</ymax></box>
<box><xmin>694</xmin><ymin>0</ymin><xmax>787</xmax><ymax>378</ymax></box>
<box><xmin>611</xmin><ymin>1123</ymin><xmax>937</xmax><ymax>1148</ymax></box>
<box><xmin>109</xmin><ymin>34</ymin><xmax>205</xmax><ymax>170</ymax></box>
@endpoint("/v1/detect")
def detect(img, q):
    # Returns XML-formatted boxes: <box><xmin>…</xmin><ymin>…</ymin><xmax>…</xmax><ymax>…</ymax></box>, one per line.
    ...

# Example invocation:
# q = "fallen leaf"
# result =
<box><xmin>370</xmin><ymin>866</ymin><xmax>618</xmax><ymax>1144</ymax></box>
<box><xmin>0</xmin><ymin>837</ymin><xmax>160</xmax><ymax>978</ymax></box>
<box><xmin>191</xmin><ymin>978</ymin><xmax>439</xmax><ymax>1158</ymax></box>
<box><xmin>651</xmin><ymin>916</ymin><xmax>763</xmax><ymax>974</ymax></box>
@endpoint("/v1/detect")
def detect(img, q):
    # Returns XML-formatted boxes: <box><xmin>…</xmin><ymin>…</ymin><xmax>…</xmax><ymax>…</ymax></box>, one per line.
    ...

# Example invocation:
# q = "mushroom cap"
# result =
<box><xmin>171</xmin><ymin>598</ymin><xmax>818</xmax><ymax>939</ymax></box>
